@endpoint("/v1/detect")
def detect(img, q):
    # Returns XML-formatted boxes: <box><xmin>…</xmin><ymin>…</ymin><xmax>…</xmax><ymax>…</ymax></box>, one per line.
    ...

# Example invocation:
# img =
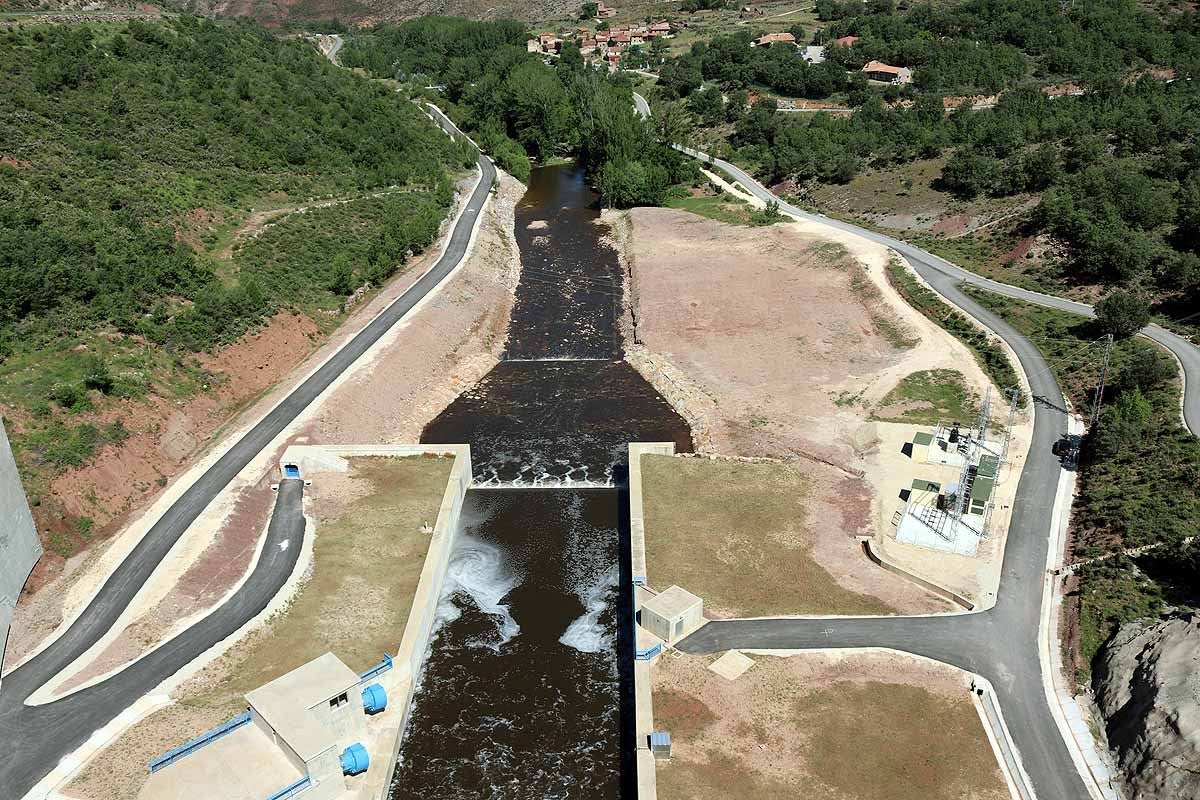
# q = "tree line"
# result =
<box><xmin>340</xmin><ymin>17</ymin><xmax>697</xmax><ymax>207</ymax></box>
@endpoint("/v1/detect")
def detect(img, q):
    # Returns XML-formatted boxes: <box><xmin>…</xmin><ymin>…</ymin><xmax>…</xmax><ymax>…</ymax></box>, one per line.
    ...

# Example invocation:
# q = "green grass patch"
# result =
<box><xmin>665</xmin><ymin>191</ymin><xmax>779</xmax><ymax>227</ymax></box>
<box><xmin>873</xmin><ymin>369</ymin><xmax>980</xmax><ymax>426</ymax></box>
<box><xmin>885</xmin><ymin>259</ymin><xmax>1021</xmax><ymax>398</ymax></box>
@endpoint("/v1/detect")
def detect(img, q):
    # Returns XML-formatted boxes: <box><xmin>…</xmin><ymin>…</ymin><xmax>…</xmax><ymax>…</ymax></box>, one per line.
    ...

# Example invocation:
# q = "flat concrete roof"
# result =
<box><xmin>245</xmin><ymin>652</ymin><xmax>358</xmax><ymax>761</ymax></box>
<box><xmin>643</xmin><ymin>585</ymin><xmax>701</xmax><ymax>619</ymax></box>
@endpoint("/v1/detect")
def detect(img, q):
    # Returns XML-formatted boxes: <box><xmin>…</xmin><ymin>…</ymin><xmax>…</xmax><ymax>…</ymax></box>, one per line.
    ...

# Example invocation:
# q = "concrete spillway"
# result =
<box><xmin>390</xmin><ymin>165</ymin><xmax>690</xmax><ymax>798</ymax></box>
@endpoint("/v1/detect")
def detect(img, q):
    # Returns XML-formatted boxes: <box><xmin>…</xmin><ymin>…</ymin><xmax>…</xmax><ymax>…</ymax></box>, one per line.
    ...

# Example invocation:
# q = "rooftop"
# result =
<box><xmin>643</xmin><ymin>585</ymin><xmax>702</xmax><ymax>619</ymax></box>
<box><xmin>862</xmin><ymin>60</ymin><xmax>904</xmax><ymax>75</ymax></box>
<box><xmin>245</xmin><ymin>652</ymin><xmax>358</xmax><ymax>761</ymax></box>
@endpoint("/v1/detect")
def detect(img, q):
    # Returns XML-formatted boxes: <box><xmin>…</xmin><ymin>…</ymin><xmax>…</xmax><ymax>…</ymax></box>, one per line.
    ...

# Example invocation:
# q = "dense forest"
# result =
<box><xmin>340</xmin><ymin>17</ymin><xmax>698</xmax><ymax>206</ymax></box>
<box><xmin>0</xmin><ymin>18</ymin><xmax>471</xmax><ymax>355</ymax></box>
<box><xmin>0</xmin><ymin>17</ymin><xmax>471</xmax><ymax>555</ymax></box>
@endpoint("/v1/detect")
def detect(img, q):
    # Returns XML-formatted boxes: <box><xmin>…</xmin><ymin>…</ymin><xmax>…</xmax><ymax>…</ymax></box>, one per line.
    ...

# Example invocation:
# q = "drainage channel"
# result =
<box><xmin>385</xmin><ymin>164</ymin><xmax>690</xmax><ymax>798</ymax></box>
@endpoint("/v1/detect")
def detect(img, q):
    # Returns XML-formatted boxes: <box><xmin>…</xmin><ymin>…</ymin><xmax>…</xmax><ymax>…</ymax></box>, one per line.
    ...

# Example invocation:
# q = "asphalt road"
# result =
<box><xmin>0</xmin><ymin>108</ymin><xmax>495</xmax><ymax>798</ymax></box>
<box><xmin>673</xmin><ymin>139</ymin><xmax>1200</xmax><ymax>438</ymax></box>
<box><xmin>631</xmin><ymin>97</ymin><xmax>1131</xmax><ymax>799</ymax></box>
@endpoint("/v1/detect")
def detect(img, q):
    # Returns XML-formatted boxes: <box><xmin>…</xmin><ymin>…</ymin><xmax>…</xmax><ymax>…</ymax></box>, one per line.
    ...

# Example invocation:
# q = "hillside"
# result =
<box><xmin>177</xmin><ymin>0</ymin><xmax>575</xmax><ymax>28</ymax></box>
<box><xmin>0</xmin><ymin>17</ymin><xmax>472</xmax><ymax>582</ymax></box>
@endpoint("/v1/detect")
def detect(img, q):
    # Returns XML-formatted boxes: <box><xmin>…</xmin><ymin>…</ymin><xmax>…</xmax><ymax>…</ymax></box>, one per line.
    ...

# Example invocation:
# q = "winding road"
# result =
<box><xmin>0</xmin><ymin>107</ymin><xmax>495</xmax><ymax>799</ymax></box>
<box><xmin>633</xmin><ymin>91</ymin><xmax>1200</xmax><ymax>800</ymax></box>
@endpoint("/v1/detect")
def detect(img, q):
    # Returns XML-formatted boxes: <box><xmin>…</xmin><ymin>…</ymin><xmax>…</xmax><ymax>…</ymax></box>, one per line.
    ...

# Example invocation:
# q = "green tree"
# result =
<box><xmin>1095</xmin><ymin>290</ymin><xmax>1151</xmax><ymax>339</ymax></box>
<box><xmin>581</xmin><ymin>1</ymin><xmax>599</xmax><ymax>19</ymax></box>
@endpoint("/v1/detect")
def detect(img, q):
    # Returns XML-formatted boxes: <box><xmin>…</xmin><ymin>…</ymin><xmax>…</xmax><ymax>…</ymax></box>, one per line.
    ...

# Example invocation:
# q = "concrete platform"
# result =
<box><xmin>139</xmin><ymin>724</ymin><xmax>302</xmax><ymax>800</ymax></box>
<box><xmin>707</xmin><ymin>650</ymin><xmax>755</xmax><ymax>681</ymax></box>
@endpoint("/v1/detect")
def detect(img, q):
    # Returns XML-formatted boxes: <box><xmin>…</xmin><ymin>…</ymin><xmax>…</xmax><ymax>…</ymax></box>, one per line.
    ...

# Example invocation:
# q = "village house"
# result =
<box><xmin>596</xmin><ymin>2</ymin><xmax>616</xmax><ymax>17</ymax></box>
<box><xmin>861</xmin><ymin>59</ymin><xmax>912</xmax><ymax>84</ymax></box>
<box><xmin>832</xmin><ymin>34</ymin><xmax>859</xmax><ymax>47</ymax></box>
<box><xmin>650</xmin><ymin>21</ymin><xmax>672</xmax><ymax>36</ymax></box>
<box><xmin>752</xmin><ymin>31</ymin><xmax>796</xmax><ymax>47</ymax></box>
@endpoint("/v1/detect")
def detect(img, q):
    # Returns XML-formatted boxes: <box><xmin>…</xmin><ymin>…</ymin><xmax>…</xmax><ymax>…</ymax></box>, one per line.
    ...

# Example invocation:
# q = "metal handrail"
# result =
<box><xmin>148</xmin><ymin>711</ymin><xmax>252</xmax><ymax>773</ymax></box>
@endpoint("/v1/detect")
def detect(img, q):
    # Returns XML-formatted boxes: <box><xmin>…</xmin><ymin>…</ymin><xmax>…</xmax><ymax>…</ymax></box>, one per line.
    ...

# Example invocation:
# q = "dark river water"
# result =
<box><xmin>387</xmin><ymin>165</ymin><xmax>690</xmax><ymax>799</ymax></box>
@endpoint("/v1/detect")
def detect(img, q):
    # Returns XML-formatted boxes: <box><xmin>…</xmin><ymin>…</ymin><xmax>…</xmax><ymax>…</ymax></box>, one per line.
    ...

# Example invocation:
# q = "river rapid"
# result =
<box><xmin>386</xmin><ymin>165</ymin><xmax>689</xmax><ymax>799</ymax></box>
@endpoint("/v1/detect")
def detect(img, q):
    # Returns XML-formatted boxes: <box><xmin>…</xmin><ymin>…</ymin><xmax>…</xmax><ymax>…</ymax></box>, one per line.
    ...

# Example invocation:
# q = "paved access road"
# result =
<box><xmin>672</xmin><ymin>139</ymin><xmax>1200</xmax><ymax>438</ymax></box>
<box><xmin>630</xmin><ymin>95</ymin><xmax>1184</xmax><ymax>799</ymax></box>
<box><xmin>0</xmin><ymin>108</ymin><xmax>495</xmax><ymax>799</ymax></box>
<box><xmin>633</xmin><ymin>91</ymin><xmax>1198</xmax><ymax>435</ymax></box>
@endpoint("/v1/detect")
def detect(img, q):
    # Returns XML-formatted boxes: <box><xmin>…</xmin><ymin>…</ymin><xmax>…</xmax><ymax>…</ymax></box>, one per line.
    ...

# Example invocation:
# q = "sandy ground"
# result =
<box><xmin>618</xmin><ymin>205</ymin><xmax>1008</xmax><ymax>610</ymax></box>
<box><xmin>651</xmin><ymin>649</ymin><xmax>1010</xmax><ymax>800</ymax></box>
<box><xmin>640</xmin><ymin>454</ymin><xmax>950</xmax><ymax>617</ymax></box>
<box><xmin>8</xmin><ymin>173</ymin><xmax>521</xmax><ymax>699</ymax></box>
<box><xmin>64</xmin><ymin>455</ymin><xmax>453</xmax><ymax>800</ymax></box>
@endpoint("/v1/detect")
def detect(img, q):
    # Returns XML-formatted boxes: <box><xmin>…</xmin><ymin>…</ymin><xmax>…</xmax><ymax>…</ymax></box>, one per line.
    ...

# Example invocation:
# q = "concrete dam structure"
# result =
<box><xmin>0</xmin><ymin>420</ymin><xmax>42</xmax><ymax>693</ymax></box>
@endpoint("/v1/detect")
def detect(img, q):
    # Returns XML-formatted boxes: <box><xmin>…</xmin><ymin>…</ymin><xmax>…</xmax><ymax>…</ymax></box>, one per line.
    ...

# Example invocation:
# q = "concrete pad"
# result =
<box><xmin>139</xmin><ymin>724</ymin><xmax>302</xmax><ymax>800</ymax></box>
<box><xmin>708</xmin><ymin>650</ymin><xmax>755</xmax><ymax>681</ymax></box>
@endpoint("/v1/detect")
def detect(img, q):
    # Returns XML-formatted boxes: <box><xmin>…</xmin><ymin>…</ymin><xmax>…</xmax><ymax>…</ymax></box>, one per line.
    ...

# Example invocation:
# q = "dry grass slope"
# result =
<box><xmin>640</xmin><ymin>454</ymin><xmax>894</xmax><ymax>618</ymax></box>
<box><xmin>66</xmin><ymin>455</ymin><xmax>451</xmax><ymax>800</ymax></box>
<box><xmin>654</xmin><ymin>653</ymin><xmax>1010</xmax><ymax>800</ymax></box>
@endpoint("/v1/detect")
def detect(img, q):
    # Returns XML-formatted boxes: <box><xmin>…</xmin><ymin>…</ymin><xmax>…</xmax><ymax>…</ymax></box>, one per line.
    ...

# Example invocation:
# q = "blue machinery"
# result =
<box><xmin>265</xmin><ymin>775</ymin><xmax>311</xmax><ymax>800</ymax></box>
<box><xmin>358</xmin><ymin>653</ymin><xmax>393</xmax><ymax>684</ymax></box>
<box><xmin>340</xmin><ymin>743</ymin><xmax>369</xmax><ymax>775</ymax></box>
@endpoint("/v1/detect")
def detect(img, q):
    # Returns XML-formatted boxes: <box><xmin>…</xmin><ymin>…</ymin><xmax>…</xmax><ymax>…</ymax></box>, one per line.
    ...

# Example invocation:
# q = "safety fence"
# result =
<box><xmin>147</xmin><ymin>711</ymin><xmax>251</xmax><ymax>773</ymax></box>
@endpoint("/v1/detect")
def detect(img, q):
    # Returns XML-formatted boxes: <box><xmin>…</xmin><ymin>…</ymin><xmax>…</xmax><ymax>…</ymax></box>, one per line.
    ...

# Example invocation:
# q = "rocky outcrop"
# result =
<box><xmin>1094</xmin><ymin>615</ymin><xmax>1200</xmax><ymax>799</ymax></box>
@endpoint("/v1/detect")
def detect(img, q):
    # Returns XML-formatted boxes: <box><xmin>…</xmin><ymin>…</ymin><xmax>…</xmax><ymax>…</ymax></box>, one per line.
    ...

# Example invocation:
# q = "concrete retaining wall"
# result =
<box><xmin>0</xmin><ymin>420</ymin><xmax>41</xmax><ymax>690</ymax></box>
<box><xmin>859</xmin><ymin>538</ymin><xmax>975</xmax><ymax>611</ymax></box>
<box><xmin>628</xmin><ymin>442</ymin><xmax>676</xmax><ymax>800</ymax></box>
<box><xmin>279</xmin><ymin>444</ymin><xmax>471</xmax><ymax>800</ymax></box>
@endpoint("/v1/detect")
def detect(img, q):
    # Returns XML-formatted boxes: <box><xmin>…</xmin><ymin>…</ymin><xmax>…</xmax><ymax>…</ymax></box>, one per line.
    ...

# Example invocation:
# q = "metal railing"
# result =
<box><xmin>636</xmin><ymin>643</ymin><xmax>663</xmax><ymax>661</ymax></box>
<box><xmin>358</xmin><ymin>653</ymin><xmax>393</xmax><ymax>684</ymax></box>
<box><xmin>147</xmin><ymin>711</ymin><xmax>252</xmax><ymax>773</ymax></box>
<box><xmin>265</xmin><ymin>775</ymin><xmax>312</xmax><ymax>800</ymax></box>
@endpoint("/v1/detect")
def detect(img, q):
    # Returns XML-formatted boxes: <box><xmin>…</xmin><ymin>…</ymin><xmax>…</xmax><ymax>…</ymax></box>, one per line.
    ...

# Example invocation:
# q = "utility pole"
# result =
<box><xmin>1091</xmin><ymin>334</ymin><xmax>1113</xmax><ymax>427</ymax></box>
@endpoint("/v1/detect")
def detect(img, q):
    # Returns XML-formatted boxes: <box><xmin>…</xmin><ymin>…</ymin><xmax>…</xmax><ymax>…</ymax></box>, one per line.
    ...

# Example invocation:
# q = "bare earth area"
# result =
<box><xmin>7</xmin><ymin>173</ymin><xmax>520</xmax><ymax>693</ymax></box>
<box><xmin>652</xmin><ymin>650</ymin><xmax>1010</xmax><ymax>800</ymax></box>
<box><xmin>621</xmin><ymin>206</ymin><xmax>994</xmax><ymax>464</ymax></box>
<box><xmin>621</xmin><ymin>207</ymin><xmax>1001</xmax><ymax>614</ymax></box>
<box><xmin>639</xmin><ymin>454</ymin><xmax>948</xmax><ymax>617</ymax></box>
<box><xmin>64</xmin><ymin>455</ymin><xmax>453</xmax><ymax>800</ymax></box>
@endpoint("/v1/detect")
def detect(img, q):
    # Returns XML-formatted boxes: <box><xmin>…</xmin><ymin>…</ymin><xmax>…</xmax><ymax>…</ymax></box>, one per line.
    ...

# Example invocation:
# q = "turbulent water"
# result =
<box><xmin>390</xmin><ymin>165</ymin><xmax>690</xmax><ymax>799</ymax></box>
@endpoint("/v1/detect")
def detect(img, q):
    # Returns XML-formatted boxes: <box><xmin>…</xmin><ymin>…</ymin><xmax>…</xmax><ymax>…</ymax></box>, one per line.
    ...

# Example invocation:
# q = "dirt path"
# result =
<box><xmin>214</xmin><ymin>188</ymin><xmax>408</xmax><ymax>261</ymax></box>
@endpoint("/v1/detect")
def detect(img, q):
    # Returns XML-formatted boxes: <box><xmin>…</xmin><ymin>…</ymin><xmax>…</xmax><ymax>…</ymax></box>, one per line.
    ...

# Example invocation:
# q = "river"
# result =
<box><xmin>386</xmin><ymin>164</ymin><xmax>690</xmax><ymax>798</ymax></box>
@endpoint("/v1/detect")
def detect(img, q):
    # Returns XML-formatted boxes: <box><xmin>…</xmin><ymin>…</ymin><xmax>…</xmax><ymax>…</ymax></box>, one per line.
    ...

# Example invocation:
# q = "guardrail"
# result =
<box><xmin>635</xmin><ymin>643</ymin><xmax>663</xmax><ymax>661</ymax></box>
<box><xmin>265</xmin><ymin>775</ymin><xmax>311</xmax><ymax>800</ymax></box>
<box><xmin>148</xmin><ymin>711</ymin><xmax>252</xmax><ymax>773</ymax></box>
<box><xmin>358</xmin><ymin>653</ymin><xmax>393</xmax><ymax>684</ymax></box>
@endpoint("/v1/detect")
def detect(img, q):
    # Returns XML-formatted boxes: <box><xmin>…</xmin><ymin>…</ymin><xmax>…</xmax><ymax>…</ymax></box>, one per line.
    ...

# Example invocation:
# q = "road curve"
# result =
<box><xmin>632</xmin><ymin>91</ymin><xmax>1199</xmax><ymax>436</ymax></box>
<box><xmin>632</xmin><ymin>92</ymin><xmax>1107</xmax><ymax>799</ymax></box>
<box><xmin>0</xmin><ymin>110</ymin><xmax>495</xmax><ymax>799</ymax></box>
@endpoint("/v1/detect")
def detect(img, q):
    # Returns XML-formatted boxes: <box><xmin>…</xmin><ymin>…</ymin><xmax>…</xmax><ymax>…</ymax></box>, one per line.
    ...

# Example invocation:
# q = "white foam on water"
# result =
<box><xmin>559</xmin><ymin>565</ymin><xmax>618</xmax><ymax>653</ymax></box>
<box><xmin>438</xmin><ymin>534</ymin><xmax>521</xmax><ymax>650</ymax></box>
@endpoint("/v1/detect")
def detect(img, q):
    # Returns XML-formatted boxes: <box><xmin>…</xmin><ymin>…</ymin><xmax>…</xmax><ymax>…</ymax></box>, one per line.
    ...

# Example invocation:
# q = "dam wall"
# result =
<box><xmin>0</xmin><ymin>420</ymin><xmax>42</xmax><ymax>690</ymax></box>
